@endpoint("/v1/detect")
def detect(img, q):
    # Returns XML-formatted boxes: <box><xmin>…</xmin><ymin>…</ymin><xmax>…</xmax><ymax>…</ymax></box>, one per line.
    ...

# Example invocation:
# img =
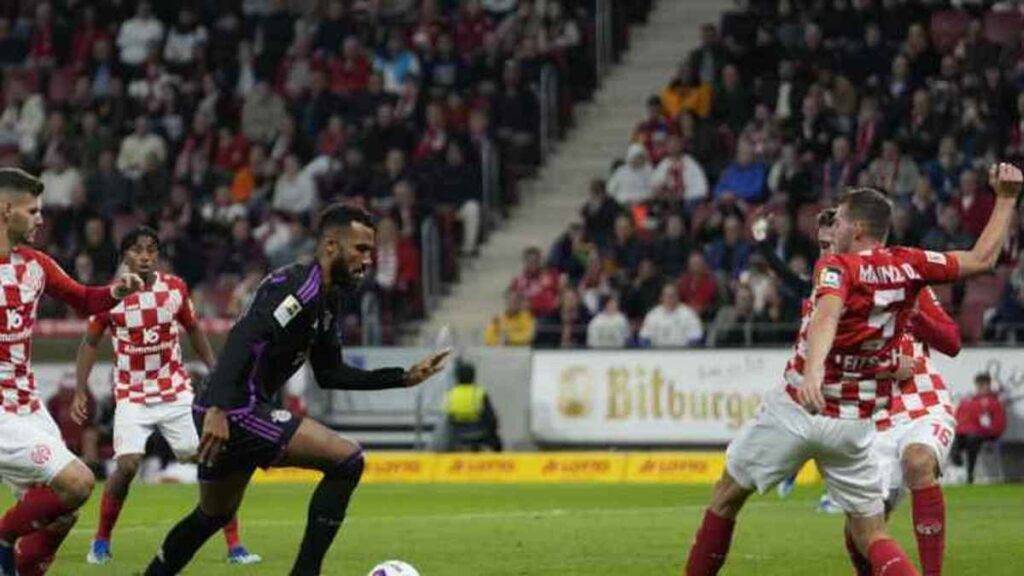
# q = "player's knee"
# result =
<box><xmin>325</xmin><ymin>450</ymin><xmax>365</xmax><ymax>485</ymax></box>
<box><xmin>117</xmin><ymin>455</ymin><xmax>143</xmax><ymax>479</ymax></box>
<box><xmin>60</xmin><ymin>465</ymin><xmax>96</xmax><ymax>507</ymax></box>
<box><xmin>708</xmin><ymin>473</ymin><xmax>750</xmax><ymax>519</ymax></box>
<box><xmin>901</xmin><ymin>445</ymin><xmax>938</xmax><ymax>488</ymax></box>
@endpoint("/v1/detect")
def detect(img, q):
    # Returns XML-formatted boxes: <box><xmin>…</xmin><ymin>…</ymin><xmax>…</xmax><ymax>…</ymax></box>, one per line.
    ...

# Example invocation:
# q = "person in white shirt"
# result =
<box><xmin>163</xmin><ymin>8</ymin><xmax>208</xmax><ymax>70</ymax></box>
<box><xmin>587</xmin><ymin>295</ymin><xmax>631</xmax><ymax>348</ymax></box>
<box><xmin>39</xmin><ymin>151</ymin><xmax>82</xmax><ymax>209</ymax></box>
<box><xmin>117</xmin><ymin>117</ymin><xmax>167</xmax><ymax>179</ymax></box>
<box><xmin>272</xmin><ymin>154</ymin><xmax>317</xmax><ymax>216</ymax></box>
<box><xmin>117</xmin><ymin>1</ymin><xmax>165</xmax><ymax>67</ymax></box>
<box><xmin>639</xmin><ymin>283</ymin><xmax>704</xmax><ymax>347</ymax></box>
<box><xmin>651</xmin><ymin>135</ymin><xmax>709</xmax><ymax>203</ymax></box>
<box><xmin>607</xmin><ymin>143</ymin><xmax>654</xmax><ymax>205</ymax></box>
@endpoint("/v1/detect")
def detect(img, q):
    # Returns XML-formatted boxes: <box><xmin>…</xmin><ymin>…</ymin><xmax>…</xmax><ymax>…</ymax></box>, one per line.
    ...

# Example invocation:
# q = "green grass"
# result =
<box><xmin>6</xmin><ymin>482</ymin><xmax>1022</xmax><ymax>575</ymax></box>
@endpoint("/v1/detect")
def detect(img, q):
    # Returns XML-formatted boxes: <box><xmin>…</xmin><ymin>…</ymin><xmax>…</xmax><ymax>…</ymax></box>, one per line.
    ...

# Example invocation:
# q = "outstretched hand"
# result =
<box><xmin>989</xmin><ymin>161</ymin><xmax>1023</xmax><ymax>199</ymax></box>
<box><xmin>404</xmin><ymin>348</ymin><xmax>452</xmax><ymax>387</ymax></box>
<box><xmin>111</xmin><ymin>272</ymin><xmax>145</xmax><ymax>300</ymax></box>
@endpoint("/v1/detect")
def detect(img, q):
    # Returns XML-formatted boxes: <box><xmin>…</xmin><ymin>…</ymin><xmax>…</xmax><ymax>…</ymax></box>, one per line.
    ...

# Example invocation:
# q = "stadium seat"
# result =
<box><xmin>930</xmin><ymin>10</ymin><xmax>972</xmax><ymax>54</ymax></box>
<box><xmin>983</xmin><ymin>10</ymin><xmax>1024</xmax><ymax>47</ymax></box>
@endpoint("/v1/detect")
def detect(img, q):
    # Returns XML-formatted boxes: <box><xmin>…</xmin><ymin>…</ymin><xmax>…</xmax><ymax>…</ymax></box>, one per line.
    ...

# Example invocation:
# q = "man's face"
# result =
<box><xmin>123</xmin><ymin>235</ymin><xmax>159</xmax><ymax>279</ymax></box>
<box><xmin>3</xmin><ymin>192</ymin><xmax>42</xmax><ymax>245</ymax></box>
<box><xmin>329</xmin><ymin>222</ymin><xmax>375</xmax><ymax>289</ymax></box>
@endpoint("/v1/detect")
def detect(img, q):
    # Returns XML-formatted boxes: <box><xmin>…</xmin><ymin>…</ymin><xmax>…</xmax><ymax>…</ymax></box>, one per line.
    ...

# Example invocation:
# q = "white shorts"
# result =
<box><xmin>873</xmin><ymin>414</ymin><xmax>956</xmax><ymax>507</ymax></box>
<box><xmin>113</xmin><ymin>398</ymin><xmax>199</xmax><ymax>461</ymax></box>
<box><xmin>0</xmin><ymin>408</ymin><xmax>78</xmax><ymax>493</ymax></box>
<box><xmin>726</xmin><ymin>389</ymin><xmax>884</xmax><ymax>517</ymax></box>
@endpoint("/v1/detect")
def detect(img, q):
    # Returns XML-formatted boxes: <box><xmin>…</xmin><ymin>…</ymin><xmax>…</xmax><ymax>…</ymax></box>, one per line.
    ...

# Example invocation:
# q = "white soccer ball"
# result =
<box><xmin>368</xmin><ymin>560</ymin><xmax>421</xmax><ymax>576</ymax></box>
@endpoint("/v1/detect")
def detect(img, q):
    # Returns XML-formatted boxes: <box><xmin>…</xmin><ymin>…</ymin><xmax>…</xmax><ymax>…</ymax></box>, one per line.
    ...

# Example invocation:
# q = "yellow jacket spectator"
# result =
<box><xmin>660</xmin><ymin>62</ymin><xmax>712</xmax><ymax>119</ymax></box>
<box><xmin>443</xmin><ymin>362</ymin><xmax>502</xmax><ymax>452</ymax></box>
<box><xmin>485</xmin><ymin>291</ymin><xmax>536</xmax><ymax>346</ymax></box>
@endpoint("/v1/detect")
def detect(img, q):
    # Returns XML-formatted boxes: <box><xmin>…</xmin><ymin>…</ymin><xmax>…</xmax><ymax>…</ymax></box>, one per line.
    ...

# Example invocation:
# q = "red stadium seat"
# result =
<box><xmin>931</xmin><ymin>10</ymin><xmax>972</xmax><ymax>54</ymax></box>
<box><xmin>983</xmin><ymin>10</ymin><xmax>1024</xmax><ymax>47</ymax></box>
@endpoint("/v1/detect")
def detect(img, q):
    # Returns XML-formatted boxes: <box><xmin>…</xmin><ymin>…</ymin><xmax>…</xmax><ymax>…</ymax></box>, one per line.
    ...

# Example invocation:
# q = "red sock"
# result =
<box><xmin>0</xmin><ymin>487</ymin><xmax>72</xmax><ymax>543</ymax></box>
<box><xmin>684</xmin><ymin>510</ymin><xmax>735</xmax><ymax>576</ymax></box>
<box><xmin>222</xmin><ymin>516</ymin><xmax>241</xmax><ymax>549</ymax></box>
<box><xmin>844</xmin><ymin>528</ymin><xmax>872</xmax><ymax>576</ymax></box>
<box><xmin>94</xmin><ymin>492</ymin><xmax>124</xmax><ymax>541</ymax></box>
<box><xmin>867</xmin><ymin>538</ymin><xmax>921</xmax><ymax>576</ymax></box>
<box><xmin>911</xmin><ymin>485</ymin><xmax>945</xmax><ymax>576</ymax></box>
<box><xmin>15</xmin><ymin>515</ymin><xmax>76</xmax><ymax>576</ymax></box>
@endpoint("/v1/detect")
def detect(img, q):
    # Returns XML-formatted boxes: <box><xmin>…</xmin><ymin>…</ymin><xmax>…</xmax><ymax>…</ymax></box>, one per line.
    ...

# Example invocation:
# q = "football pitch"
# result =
<box><xmin>8</xmin><ymin>482</ymin><xmax>1022</xmax><ymax>575</ymax></box>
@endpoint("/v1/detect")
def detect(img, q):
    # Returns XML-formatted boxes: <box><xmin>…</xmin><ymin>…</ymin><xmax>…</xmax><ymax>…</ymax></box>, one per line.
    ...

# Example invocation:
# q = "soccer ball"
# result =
<box><xmin>368</xmin><ymin>560</ymin><xmax>421</xmax><ymax>576</ymax></box>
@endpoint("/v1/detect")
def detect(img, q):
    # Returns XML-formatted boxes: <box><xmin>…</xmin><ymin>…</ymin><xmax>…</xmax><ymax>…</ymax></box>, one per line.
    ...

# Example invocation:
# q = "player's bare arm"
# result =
<box><xmin>800</xmin><ymin>294</ymin><xmax>842</xmax><ymax>414</ymax></box>
<box><xmin>71</xmin><ymin>327</ymin><xmax>105</xmax><ymax>426</ymax></box>
<box><xmin>951</xmin><ymin>162</ymin><xmax>1022</xmax><ymax>277</ymax></box>
<box><xmin>187</xmin><ymin>323</ymin><xmax>217</xmax><ymax>370</ymax></box>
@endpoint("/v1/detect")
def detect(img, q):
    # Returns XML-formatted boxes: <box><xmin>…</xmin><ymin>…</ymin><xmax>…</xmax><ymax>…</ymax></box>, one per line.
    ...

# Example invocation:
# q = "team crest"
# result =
<box><xmin>30</xmin><ymin>443</ymin><xmax>52</xmax><ymax>465</ymax></box>
<box><xmin>819</xmin><ymin>267</ymin><xmax>843</xmax><ymax>289</ymax></box>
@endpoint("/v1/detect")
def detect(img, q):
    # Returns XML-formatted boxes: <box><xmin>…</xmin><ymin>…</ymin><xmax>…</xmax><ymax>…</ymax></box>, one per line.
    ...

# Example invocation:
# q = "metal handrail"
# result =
<box><xmin>420</xmin><ymin>218</ymin><xmax>443</xmax><ymax>311</ymax></box>
<box><xmin>479</xmin><ymin>137</ymin><xmax>501</xmax><ymax>231</ymax></box>
<box><xmin>360</xmin><ymin>290</ymin><xmax>381</xmax><ymax>345</ymax></box>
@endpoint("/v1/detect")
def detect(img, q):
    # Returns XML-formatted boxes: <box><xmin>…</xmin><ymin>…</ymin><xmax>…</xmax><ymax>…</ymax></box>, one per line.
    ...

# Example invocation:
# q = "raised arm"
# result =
<box><xmin>752</xmin><ymin>217</ymin><xmax>812</xmax><ymax>295</ymax></box>
<box><xmin>36</xmin><ymin>250</ymin><xmax>141</xmax><ymax>315</ymax></box>
<box><xmin>911</xmin><ymin>287</ymin><xmax>961</xmax><ymax>357</ymax></box>
<box><xmin>951</xmin><ymin>162</ymin><xmax>1022</xmax><ymax>278</ymax></box>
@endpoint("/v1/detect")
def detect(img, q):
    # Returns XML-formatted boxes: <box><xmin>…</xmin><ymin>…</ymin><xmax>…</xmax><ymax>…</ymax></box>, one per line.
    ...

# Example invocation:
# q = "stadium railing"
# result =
<box><xmin>539</xmin><ymin>64</ymin><xmax>561</xmax><ymax>162</ymax></box>
<box><xmin>420</xmin><ymin>218</ymin><xmax>444</xmax><ymax>313</ymax></box>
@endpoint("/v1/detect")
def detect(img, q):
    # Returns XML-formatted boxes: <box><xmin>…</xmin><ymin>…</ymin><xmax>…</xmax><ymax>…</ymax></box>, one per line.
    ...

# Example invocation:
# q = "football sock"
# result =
<box><xmin>911</xmin><ymin>485</ymin><xmax>944</xmax><ymax>576</ymax></box>
<box><xmin>684</xmin><ymin>509</ymin><xmax>735</xmax><ymax>576</ymax></box>
<box><xmin>290</xmin><ymin>451</ymin><xmax>365</xmax><ymax>576</ymax></box>
<box><xmin>0</xmin><ymin>487</ymin><xmax>74</xmax><ymax>544</ymax></box>
<box><xmin>222</xmin><ymin>516</ymin><xmax>241</xmax><ymax>550</ymax></box>
<box><xmin>95</xmin><ymin>492</ymin><xmax>124</xmax><ymax>542</ymax></box>
<box><xmin>144</xmin><ymin>507</ymin><xmax>232</xmax><ymax>575</ymax></box>
<box><xmin>16</xmin><ymin>514</ymin><xmax>76</xmax><ymax>576</ymax></box>
<box><xmin>844</xmin><ymin>526</ymin><xmax>872</xmax><ymax>576</ymax></box>
<box><xmin>867</xmin><ymin>538</ymin><xmax>920</xmax><ymax>576</ymax></box>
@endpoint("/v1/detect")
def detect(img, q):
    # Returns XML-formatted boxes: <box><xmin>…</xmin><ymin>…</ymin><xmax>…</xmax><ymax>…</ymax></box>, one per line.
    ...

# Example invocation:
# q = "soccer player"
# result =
<box><xmin>143</xmin><ymin>204</ymin><xmax>450</xmax><ymax>576</ymax></box>
<box><xmin>684</xmin><ymin>162</ymin><xmax>1021</xmax><ymax>576</ymax></box>
<box><xmin>0</xmin><ymin>168</ymin><xmax>142</xmax><ymax>576</ymax></box>
<box><xmin>71</xmin><ymin>227</ymin><xmax>262</xmax><ymax>566</ymax></box>
<box><xmin>755</xmin><ymin>212</ymin><xmax>961</xmax><ymax>575</ymax></box>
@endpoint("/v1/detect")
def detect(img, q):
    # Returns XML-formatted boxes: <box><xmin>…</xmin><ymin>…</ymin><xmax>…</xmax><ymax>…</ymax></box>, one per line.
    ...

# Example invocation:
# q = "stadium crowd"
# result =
<box><xmin>491</xmin><ymin>0</ymin><xmax>1024</xmax><ymax>349</ymax></box>
<box><xmin>0</xmin><ymin>0</ymin><xmax>648</xmax><ymax>343</ymax></box>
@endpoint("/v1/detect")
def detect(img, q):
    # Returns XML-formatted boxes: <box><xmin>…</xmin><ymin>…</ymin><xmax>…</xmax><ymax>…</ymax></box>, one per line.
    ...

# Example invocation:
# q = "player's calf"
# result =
<box><xmin>289</xmin><ymin>450</ymin><xmax>366</xmax><ymax>576</ymax></box>
<box><xmin>848</xmin><ymin>514</ymin><xmax>921</xmax><ymax>576</ymax></box>
<box><xmin>902</xmin><ymin>444</ymin><xmax>945</xmax><ymax>576</ymax></box>
<box><xmin>684</xmin><ymin>472</ymin><xmax>752</xmax><ymax>576</ymax></box>
<box><xmin>16</xmin><ymin>513</ymin><xmax>77</xmax><ymax>576</ymax></box>
<box><xmin>144</xmin><ymin>507</ymin><xmax>234</xmax><ymax>576</ymax></box>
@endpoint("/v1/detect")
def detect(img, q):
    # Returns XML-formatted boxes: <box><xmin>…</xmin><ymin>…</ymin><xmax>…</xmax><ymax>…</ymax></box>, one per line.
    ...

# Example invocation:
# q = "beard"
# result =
<box><xmin>330</xmin><ymin>256</ymin><xmax>359</xmax><ymax>291</ymax></box>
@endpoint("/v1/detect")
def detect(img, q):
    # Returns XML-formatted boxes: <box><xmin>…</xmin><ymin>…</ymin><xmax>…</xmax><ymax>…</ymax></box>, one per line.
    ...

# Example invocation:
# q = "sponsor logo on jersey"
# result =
<box><xmin>924</xmin><ymin>251</ymin><xmax>946</xmax><ymax>265</ymax></box>
<box><xmin>820</xmin><ymin>267</ymin><xmax>843</xmax><ymax>289</ymax></box>
<box><xmin>270</xmin><ymin>409</ymin><xmax>293</xmax><ymax>424</ymax></box>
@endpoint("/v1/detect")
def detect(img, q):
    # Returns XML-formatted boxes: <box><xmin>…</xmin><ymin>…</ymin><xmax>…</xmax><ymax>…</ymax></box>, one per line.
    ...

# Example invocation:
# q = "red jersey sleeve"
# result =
<box><xmin>911</xmin><ymin>287</ymin><xmax>961</xmax><ymax>357</ymax></box>
<box><xmin>172</xmin><ymin>277</ymin><xmax>199</xmax><ymax>330</ymax></box>
<box><xmin>33</xmin><ymin>249</ymin><xmax>118</xmax><ymax>316</ymax></box>
<box><xmin>86</xmin><ymin>313</ymin><xmax>109</xmax><ymax>338</ymax></box>
<box><xmin>812</xmin><ymin>254</ymin><xmax>850</xmax><ymax>302</ymax></box>
<box><xmin>901</xmin><ymin>248</ymin><xmax>960</xmax><ymax>284</ymax></box>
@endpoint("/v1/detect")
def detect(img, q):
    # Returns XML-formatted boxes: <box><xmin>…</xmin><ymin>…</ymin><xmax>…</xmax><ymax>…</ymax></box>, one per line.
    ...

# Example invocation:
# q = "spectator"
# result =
<box><xmin>952</xmin><ymin>168</ymin><xmax>995</xmax><ymax>239</ymax></box>
<box><xmin>713</xmin><ymin>63</ymin><xmax>752</xmax><ymax>135</ymax></box>
<box><xmin>86</xmin><ymin>149</ymin><xmax>132</xmax><ymax>217</ymax></box>
<box><xmin>924</xmin><ymin>136</ymin><xmax>965</xmax><ymax>201</ymax></box>
<box><xmin>986</xmin><ymin>262</ymin><xmax>1024</xmax><ymax>342</ymax></box>
<box><xmin>492</xmin><ymin>62</ymin><xmax>540</xmax><ymax>167</ymax></box>
<box><xmin>653</xmin><ymin>213</ymin><xmax>691</xmax><ymax>278</ymax></box>
<box><xmin>852</xmin><ymin>95</ymin><xmax>883</xmax><ymax>165</ymax></box>
<box><xmin>923</xmin><ymin>205</ymin><xmax>973</xmax><ymax>253</ymax></box>
<box><xmin>389</xmin><ymin>179</ymin><xmax>428</xmax><ymax>242</ymax></box>
<box><xmin>765</xmin><ymin>211</ymin><xmax>814</xmax><ymax>267</ymax></box>
<box><xmin>767</xmin><ymin>142</ymin><xmax>813</xmax><ymax>204</ymax></box>
<box><xmin>661</xmin><ymin>61</ymin><xmax>712</xmax><ymax>119</ymax></box>
<box><xmin>329</xmin><ymin>36</ymin><xmax>372</xmax><ymax>95</ymax></box>
<box><xmin>272</xmin><ymin>154</ymin><xmax>318</xmax><ymax>216</ymax></box>
<box><xmin>80</xmin><ymin>217</ymin><xmax>118</xmax><ymax>282</ymax></box>
<box><xmin>509</xmin><ymin>246</ymin><xmax>561</xmax><ymax>318</ymax></box>
<box><xmin>609</xmin><ymin>214</ymin><xmax>647</xmax><ymax>279</ymax></box>
<box><xmin>639</xmin><ymin>283</ymin><xmax>704</xmax><ymax>348</ymax></box>
<box><xmin>952</xmin><ymin>373</ymin><xmax>1007</xmax><ymax>485</ymax></box>
<box><xmin>633</xmin><ymin>95</ymin><xmax>679</xmax><ymax>164</ymax></box>
<box><xmin>442</xmin><ymin>361</ymin><xmax>503</xmax><ymax>452</ymax></box>
<box><xmin>587</xmin><ymin>295</ymin><xmax>631</xmax><ymax>348</ymax></box>
<box><xmin>484</xmin><ymin>290</ymin><xmax>536</xmax><ymax>346</ymax></box>
<box><xmin>116</xmin><ymin>1</ymin><xmax>164</xmax><ymax>70</ymax></box>
<box><xmin>117</xmin><ymin>116</ymin><xmax>167</xmax><ymax>179</ymax></box>
<box><xmin>436</xmin><ymin>142</ymin><xmax>483</xmax><ymax>255</ymax></box>
<box><xmin>241</xmin><ymin>81</ymin><xmax>288</xmax><ymax>145</ymax></box>
<box><xmin>163</xmin><ymin>8</ymin><xmax>207</xmax><ymax>74</ymax></box>
<box><xmin>897</xmin><ymin>89</ymin><xmax>942</xmax><ymax>162</ymax></box>
<box><xmin>789</xmin><ymin>93</ymin><xmax>835</xmax><ymax>161</ymax></box>
<box><xmin>375</xmin><ymin>215</ymin><xmax>421</xmax><ymax>323</ymax></box>
<box><xmin>866</xmin><ymin>139</ymin><xmax>919</xmax><ymax>198</ymax></box>
<box><xmin>535</xmin><ymin>287</ymin><xmax>589</xmax><ymax>349</ymax></box>
<box><xmin>375</xmin><ymin>30</ymin><xmax>421</xmax><ymax>94</ymax></box>
<box><xmin>608</xmin><ymin>144</ymin><xmax>654</xmax><ymax>206</ymax></box>
<box><xmin>39</xmin><ymin>149</ymin><xmax>82</xmax><ymax>211</ymax></box>
<box><xmin>580</xmin><ymin>178</ymin><xmax>622</xmax><ymax>249</ymax></box>
<box><xmin>688</xmin><ymin>23</ymin><xmax>727</xmax><ymax>85</ymax></box>
<box><xmin>651</xmin><ymin>135</ymin><xmax>709</xmax><ymax>204</ymax></box>
<box><xmin>706</xmin><ymin>215</ymin><xmax>752</xmax><ymax>279</ymax></box>
<box><xmin>547</xmin><ymin>222</ymin><xmax>588</xmax><ymax>282</ymax></box>
<box><xmin>714</xmin><ymin>138</ymin><xmax>767</xmax><ymax>203</ymax></box>
<box><xmin>677</xmin><ymin>251</ymin><xmax>719</xmax><ymax>319</ymax></box>
<box><xmin>623</xmin><ymin>257</ymin><xmax>663</xmax><ymax>321</ymax></box>
<box><xmin>819</xmin><ymin>135</ymin><xmax>856</xmax><ymax>200</ymax></box>
<box><xmin>708</xmin><ymin>284</ymin><xmax>765</xmax><ymax>346</ymax></box>
<box><xmin>314</xmin><ymin>1</ymin><xmax>355</xmax><ymax>56</ymax></box>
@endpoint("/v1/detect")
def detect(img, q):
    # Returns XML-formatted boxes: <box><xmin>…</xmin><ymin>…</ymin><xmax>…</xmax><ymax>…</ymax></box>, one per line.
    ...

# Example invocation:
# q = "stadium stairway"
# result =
<box><xmin>408</xmin><ymin>0</ymin><xmax>733</xmax><ymax>346</ymax></box>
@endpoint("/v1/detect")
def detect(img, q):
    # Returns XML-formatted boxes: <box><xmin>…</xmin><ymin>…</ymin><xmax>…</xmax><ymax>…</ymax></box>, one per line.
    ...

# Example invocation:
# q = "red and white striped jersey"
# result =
<box><xmin>0</xmin><ymin>247</ymin><xmax>119</xmax><ymax>414</ymax></box>
<box><xmin>89</xmin><ymin>273</ymin><xmax>197</xmax><ymax>405</ymax></box>
<box><xmin>874</xmin><ymin>336</ymin><xmax>955</xmax><ymax>431</ymax></box>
